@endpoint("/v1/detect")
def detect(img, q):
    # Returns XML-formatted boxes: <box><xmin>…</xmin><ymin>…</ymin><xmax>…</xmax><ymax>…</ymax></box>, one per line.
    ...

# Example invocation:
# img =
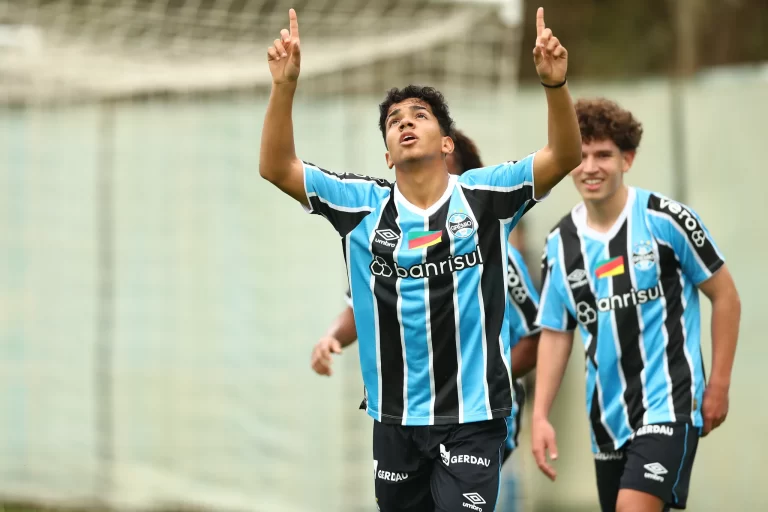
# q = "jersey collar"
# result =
<box><xmin>572</xmin><ymin>186</ymin><xmax>637</xmax><ymax>241</ymax></box>
<box><xmin>393</xmin><ymin>174</ymin><xmax>458</xmax><ymax>217</ymax></box>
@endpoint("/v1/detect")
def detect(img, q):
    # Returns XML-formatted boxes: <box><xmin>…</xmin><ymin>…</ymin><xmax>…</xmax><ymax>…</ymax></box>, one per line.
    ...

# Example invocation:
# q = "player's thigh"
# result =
<box><xmin>431</xmin><ymin>418</ymin><xmax>508</xmax><ymax>512</ymax></box>
<box><xmin>615</xmin><ymin>489</ymin><xmax>665</xmax><ymax>512</ymax></box>
<box><xmin>620</xmin><ymin>423</ymin><xmax>699</xmax><ymax>510</ymax></box>
<box><xmin>594</xmin><ymin>451</ymin><xmax>628</xmax><ymax>512</ymax></box>
<box><xmin>373</xmin><ymin>421</ymin><xmax>434</xmax><ymax>512</ymax></box>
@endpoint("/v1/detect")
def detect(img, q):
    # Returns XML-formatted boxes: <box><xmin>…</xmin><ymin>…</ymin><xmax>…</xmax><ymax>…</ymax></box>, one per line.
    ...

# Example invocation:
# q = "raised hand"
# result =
<box><xmin>532</xmin><ymin>7</ymin><xmax>568</xmax><ymax>86</ymax></box>
<box><xmin>267</xmin><ymin>8</ymin><xmax>301</xmax><ymax>85</ymax></box>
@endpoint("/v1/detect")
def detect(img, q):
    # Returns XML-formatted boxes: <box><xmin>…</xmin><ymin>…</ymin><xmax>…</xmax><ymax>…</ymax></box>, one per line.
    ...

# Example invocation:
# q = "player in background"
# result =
<box><xmin>260</xmin><ymin>7</ymin><xmax>581</xmax><ymax>511</ymax></box>
<box><xmin>531</xmin><ymin>98</ymin><xmax>740</xmax><ymax>512</ymax></box>
<box><xmin>310</xmin><ymin>130</ymin><xmax>541</xmax><ymax>461</ymax></box>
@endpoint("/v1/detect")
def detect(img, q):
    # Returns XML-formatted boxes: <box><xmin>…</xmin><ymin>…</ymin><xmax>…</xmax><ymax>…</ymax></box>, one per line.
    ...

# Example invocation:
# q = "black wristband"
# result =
<box><xmin>541</xmin><ymin>77</ymin><xmax>567</xmax><ymax>89</ymax></box>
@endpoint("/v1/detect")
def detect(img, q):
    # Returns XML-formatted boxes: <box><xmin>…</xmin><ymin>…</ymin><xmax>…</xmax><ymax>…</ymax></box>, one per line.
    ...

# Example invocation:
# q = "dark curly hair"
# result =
<box><xmin>451</xmin><ymin>129</ymin><xmax>483</xmax><ymax>174</ymax></box>
<box><xmin>575</xmin><ymin>98</ymin><xmax>643</xmax><ymax>152</ymax></box>
<box><xmin>378</xmin><ymin>85</ymin><xmax>455</xmax><ymax>145</ymax></box>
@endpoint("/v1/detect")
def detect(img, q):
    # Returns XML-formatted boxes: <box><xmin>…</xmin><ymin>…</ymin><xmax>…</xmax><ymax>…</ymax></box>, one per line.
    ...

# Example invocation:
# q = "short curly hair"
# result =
<box><xmin>378</xmin><ymin>85</ymin><xmax>455</xmax><ymax>145</ymax></box>
<box><xmin>575</xmin><ymin>98</ymin><xmax>643</xmax><ymax>152</ymax></box>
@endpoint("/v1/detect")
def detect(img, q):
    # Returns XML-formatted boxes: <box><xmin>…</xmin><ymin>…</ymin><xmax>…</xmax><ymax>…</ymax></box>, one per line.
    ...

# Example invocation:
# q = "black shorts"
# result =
<box><xmin>594</xmin><ymin>422</ymin><xmax>699</xmax><ymax>511</ymax></box>
<box><xmin>373</xmin><ymin>418</ymin><xmax>508</xmax><ymax>512</ymax></box>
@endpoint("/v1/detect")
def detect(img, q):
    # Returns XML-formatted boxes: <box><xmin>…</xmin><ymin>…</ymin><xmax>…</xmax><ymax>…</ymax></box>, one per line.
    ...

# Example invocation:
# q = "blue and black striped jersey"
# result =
<box><xmin>304</xmin><ymin>154</ymin><xmax>542</xmax><ymax>426</ymax></box>
<box><xmin>537</xmin><ymin>187</ymin><xmax>725</xmax><ymax>452</ymax></box>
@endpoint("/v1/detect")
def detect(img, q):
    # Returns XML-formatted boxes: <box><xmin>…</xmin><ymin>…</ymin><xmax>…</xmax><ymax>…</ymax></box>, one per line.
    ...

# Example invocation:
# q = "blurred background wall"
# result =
<box><xmin>0</xmin><ymin>0</ymin><xmax>766</xmax><ymax>511</ymax></box>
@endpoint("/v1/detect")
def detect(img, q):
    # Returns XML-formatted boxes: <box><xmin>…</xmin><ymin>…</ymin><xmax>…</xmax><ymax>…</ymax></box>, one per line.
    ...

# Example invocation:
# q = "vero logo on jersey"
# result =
<box><xmin>595</xmin><ymin>256</ymin><xmax>625</xmax><ymax>278</ymax></box>
<box><xmin>407</xmin><ymin>230</ymin><xmax>442</xmax><ymax>250</ymax></box>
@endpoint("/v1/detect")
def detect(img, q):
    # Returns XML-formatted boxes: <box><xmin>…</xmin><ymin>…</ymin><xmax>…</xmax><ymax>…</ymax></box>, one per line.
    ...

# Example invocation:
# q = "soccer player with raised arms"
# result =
<box><xmin>260</xmin><ymin>7</ymin><xmax>582</xmax><ymax>511</ymax></box>
<box><xmin>309</xmin><ymin>129</ymin><xmax>542</xmax><ymax>471</ymax></box>
<box><xmin>531</xmin><ymin>98</ymin><xmax>741</xmax><ymax>512</ymax></box>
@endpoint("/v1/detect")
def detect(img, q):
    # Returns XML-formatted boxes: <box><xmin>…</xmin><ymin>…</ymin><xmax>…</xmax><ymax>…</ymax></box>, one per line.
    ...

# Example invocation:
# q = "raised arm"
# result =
<box><xmin>530</xmin><ymin>7</ymin><xmax>582</xmax><ymax>199</ymax></box>
<box><xmin>259</xmin><ymin>9</ymin><xmax>308</xmax><ymax>205</ymax></box>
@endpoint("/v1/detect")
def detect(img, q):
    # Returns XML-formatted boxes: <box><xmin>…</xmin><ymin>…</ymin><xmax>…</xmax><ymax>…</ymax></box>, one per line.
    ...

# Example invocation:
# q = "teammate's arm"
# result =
<box><xmin>697</xmin><ymin>265</ymin><xmax>740</xmax><ymax>436</ymax></box>
<box><xmin>647</xmin><ymin>195</ymin><xmax>740</xmax><ymax>436</ymax></box>
<box><xmin>259</xmin><ymin>9</ymin><xmax>307</xmax><ymax>205</ymax></box>
<box><xmin>311</xmin><ymin>305</ymin><xmax>358</xmax><ymax>377</ymax></box>
<box><xmin>531</xmin><ymin>328</ymin><xmax>574</xmax><ymax>481</ymax></box>
<box><xmin>530</xmin><ymin>235</ymin><xmax>576</xmax><ymax>481</ymax></box>
<box><xmin>510</xmin><ymin>332</ymin><xmax>540</xmax><ymax>378</ymax></box>
<box><xmin>530</xmin><ymin>8</ymin><xmax>581</xmax><ymax>199</ymax></box>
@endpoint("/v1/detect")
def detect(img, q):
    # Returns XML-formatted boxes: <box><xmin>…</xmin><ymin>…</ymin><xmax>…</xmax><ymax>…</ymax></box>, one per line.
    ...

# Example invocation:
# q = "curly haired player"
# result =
<box><xmin>531</xmin><ymin>98</ymin><xmax>740</xmax><ymax>512</ymax></box>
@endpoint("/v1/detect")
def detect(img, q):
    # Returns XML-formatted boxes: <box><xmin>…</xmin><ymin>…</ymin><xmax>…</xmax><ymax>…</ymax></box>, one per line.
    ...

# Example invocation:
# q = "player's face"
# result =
<box><xmin>570</xmin><ymin>139</ymin><xmax>634</xmax><ymax>202</ymax></box>
<box><xmin>384</xmin><ymin>98</ymin><xmax>453</xmax><ymax>170</ymax></box>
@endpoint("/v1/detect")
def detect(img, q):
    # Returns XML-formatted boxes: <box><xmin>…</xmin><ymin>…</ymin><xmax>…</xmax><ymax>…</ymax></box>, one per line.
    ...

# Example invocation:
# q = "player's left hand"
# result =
<box><xmin>701</xmin><ymin>382</ymin><xmax>729</xmax><ymax>436</ymax></box>
<box><xmin>310</xmin><ymin>336</ymin><xmax>343</xmax><ymax>377</ymax></box>
<box><xmin>532</xmin><ymin>7</ymin><xmax>568</xmax><ymax>86</ymax></box>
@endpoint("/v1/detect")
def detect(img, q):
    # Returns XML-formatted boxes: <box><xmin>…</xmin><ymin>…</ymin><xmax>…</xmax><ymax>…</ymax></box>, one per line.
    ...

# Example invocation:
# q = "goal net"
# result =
<box><xmin>0</xmin><ymin>1</ymin><xmax>525</xmax><ymax>511</ymax></box>
<box><xmin>0</xmin><ymin>0</ymin><xmax>524</xmax><ymax>103</ymax></box>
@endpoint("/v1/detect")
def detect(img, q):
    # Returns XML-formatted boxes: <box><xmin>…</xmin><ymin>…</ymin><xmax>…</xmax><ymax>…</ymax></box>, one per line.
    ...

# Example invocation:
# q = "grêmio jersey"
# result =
<box><xmin>344</xmin><ymin>242</ymin><xmax>539</xmax><ymax>445</ymax></box>
<box><xmin>303</xmin><ymin>153</ymin><xmax>542</xmax><ymax>426</ymax></box>
<box><xmin>505</xmin><ymin>244</ymin><xmax>540</xmax><ymax>450</ymax></box>
<box><xmin>536</xmin><ymin>187</ymin><xmax>725</xmax><ymax>452</ymax></box>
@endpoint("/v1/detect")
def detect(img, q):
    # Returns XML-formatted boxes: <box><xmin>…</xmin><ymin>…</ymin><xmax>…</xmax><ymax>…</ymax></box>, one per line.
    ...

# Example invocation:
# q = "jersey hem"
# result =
<box><xmin>591</xmin><ymin>415</ymin><xmax>701</xmax><ymax>454</ymax></box>
<box><xmin>537</xmin><ymin>323</ymin><xmax>575</xmax><ymax>334</ymax></box>
<box><xmin>366</xmin><ymin>406</ymin><xmax>513</xmax><ymax>426</ymax></box>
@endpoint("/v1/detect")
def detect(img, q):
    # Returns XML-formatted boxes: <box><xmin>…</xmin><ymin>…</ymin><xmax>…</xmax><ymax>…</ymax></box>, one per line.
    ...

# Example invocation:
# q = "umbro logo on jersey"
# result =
<box><xmin>374</xmin><ymin>229</ymin><xmax>400</xmax><ymax>248</ymax></box>
<box><xmin>376</xmin><ymin>229</ymin><xmax>399</xmax><ymax>241</ymax></box>
<box><xmin>567</xmin><ymin>269</ymin><xmax>588</xmax><ymax>289</ymax></box>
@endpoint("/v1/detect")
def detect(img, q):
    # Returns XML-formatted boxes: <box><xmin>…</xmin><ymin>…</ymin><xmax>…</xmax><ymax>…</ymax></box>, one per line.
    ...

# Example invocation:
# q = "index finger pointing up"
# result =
<box><xmin>289</xmin><ymin>8</ymin><xmax>300</xmax><ymax>40</ymax></box>
<box><xmin>536</xmin><ymin>7</ymin><xmax>545</xmax><ymax>37</ymax></box>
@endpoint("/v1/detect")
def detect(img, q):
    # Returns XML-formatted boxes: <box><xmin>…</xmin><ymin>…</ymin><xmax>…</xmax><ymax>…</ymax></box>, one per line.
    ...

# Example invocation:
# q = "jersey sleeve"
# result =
<box><xmin>457</xmin><ymin>152</ymin><xmax>544</xmax><ymax>221</ymax></box>
<box><xmin>646</xmin><ymin>193</ymin><xmax>725</xmax><ymax>285</ymax></box>
<box><xmin>344</xmin><ymin>288</ymin><xmax>353</xmax><ymax>308</ymax></box>
<box><xmin>303</xmin><ymin>161</ymin><xmax>391</xmax><ymax>237</ymax></box>
<box><xmin>507</xmin><ymin>245</ymin><xmax>541</xmax><ymax>345</ymax></box>
<box><xmin>535</xmin><ymin>234</ymin><xmax>577</xmax><ymax>332</ymax></box>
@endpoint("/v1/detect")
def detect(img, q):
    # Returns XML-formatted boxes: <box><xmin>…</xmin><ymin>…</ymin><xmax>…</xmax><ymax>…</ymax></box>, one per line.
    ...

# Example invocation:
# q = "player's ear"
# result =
<box><xmin>441</xmin><ymin>135</ymin><xmax>455</xmax><ymax>156</ymax></box>
<box><xmin>385</xmin><ymin>151</ymin><xmax>395</xmax><ymax>169</ymax></box>
<box><xmin>621</xmin><ymin>150</ymin><xmax>636</xmax><ymax>173</ymax></box>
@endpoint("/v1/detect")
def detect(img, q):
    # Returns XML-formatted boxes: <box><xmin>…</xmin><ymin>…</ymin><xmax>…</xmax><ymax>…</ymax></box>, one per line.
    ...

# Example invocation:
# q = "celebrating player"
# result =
<box><xmin>309</xmin><ymin>130</ymin><xmax>541</xmax><ymax>466</ymax></box>
<box><xmin>531</xmin><ymin>98</ymin><xmax>740</xmax><ymax>512</ymax></box>
<box><xmin>260</xmin><ymin>7</ymin><xmax>581</xmax><ymax>511</ymax></box>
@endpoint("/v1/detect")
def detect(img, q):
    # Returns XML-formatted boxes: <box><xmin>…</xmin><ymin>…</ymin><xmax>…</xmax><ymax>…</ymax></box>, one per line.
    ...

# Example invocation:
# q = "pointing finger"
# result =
<box><xmin>536</xmin><ymin>7</ymin><xmax>545</xmax><ymax>37</ymax></box>
<box><xmin>289</xmin><ymin>8</ymin><xmax>300</xmax><ymax>41</ymax></box>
